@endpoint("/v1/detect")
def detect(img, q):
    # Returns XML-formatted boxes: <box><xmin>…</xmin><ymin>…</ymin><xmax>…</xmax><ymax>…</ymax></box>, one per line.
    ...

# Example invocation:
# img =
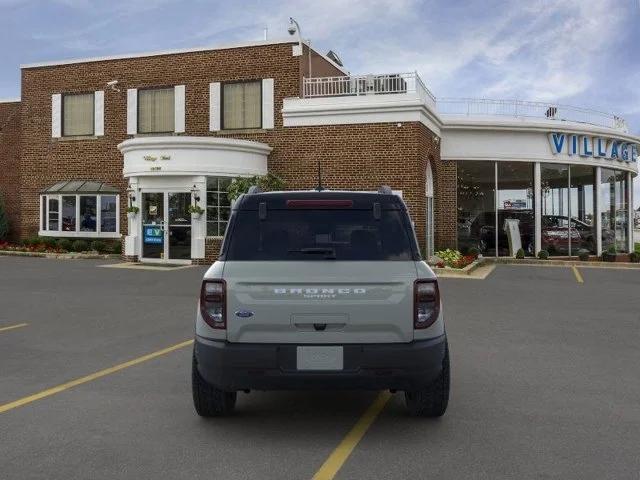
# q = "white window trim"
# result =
<box><xmin>39</xmin><ymin>194</ymin><xmax>120</xmax><ymax>238</ymax></box>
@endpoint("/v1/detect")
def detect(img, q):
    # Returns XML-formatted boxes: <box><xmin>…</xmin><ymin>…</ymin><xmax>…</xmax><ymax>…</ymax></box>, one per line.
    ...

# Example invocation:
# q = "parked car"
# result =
<box><xmin>192</xmin><ymin>188</ymin><xmax>449</xmax><ymax>417</ymax></box>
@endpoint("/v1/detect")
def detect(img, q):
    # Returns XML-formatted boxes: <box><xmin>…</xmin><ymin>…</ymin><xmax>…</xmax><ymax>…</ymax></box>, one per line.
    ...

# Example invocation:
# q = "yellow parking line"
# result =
<box><xmin>312</xmin><ymin>391</ymin><xmax>392</xmax><ymax>480</ymax></box>
<box><xmin>0</xmin><ymin>323</ymin><xmax>28</xmax><ymax>333</ymax></box>
<box><xmin>0</xmin><ymin>339</ymin><xmax>193</xmax><ymax>414</ymax></box>
<box><xmin>572</xmin><ymin>266</ymin><xmax>584</xmax><ymax>284</ymax></box>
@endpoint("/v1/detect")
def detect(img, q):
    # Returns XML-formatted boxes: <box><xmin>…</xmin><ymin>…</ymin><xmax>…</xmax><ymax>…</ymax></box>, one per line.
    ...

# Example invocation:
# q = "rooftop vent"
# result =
<box><xmin>326</xmin><ymin>50</ymin><xmax>343</xmax><ymax>67</ymax></box>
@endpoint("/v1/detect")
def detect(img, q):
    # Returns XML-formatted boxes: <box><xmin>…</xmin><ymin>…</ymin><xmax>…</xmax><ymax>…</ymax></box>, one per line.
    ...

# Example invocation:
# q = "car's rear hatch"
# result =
<box><xmin>220</xmin><ymin>192</ymin><xmax>421</xmax><ymax>344</ymax></box>
<box><xmin>223</xmin><ymin>261</ymin><xmax>417</xmax><ymax>343</ymax></box>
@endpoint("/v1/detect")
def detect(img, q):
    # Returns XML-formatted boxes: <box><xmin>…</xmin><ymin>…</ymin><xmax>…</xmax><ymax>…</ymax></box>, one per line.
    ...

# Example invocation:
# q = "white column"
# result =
<box><xmin>534</xmin><ymin>162</ymin><xmax>541</xmax><ymax>255</ymax></box>
<box><xmin>191</xmin><ymin>176</ymin><xmax>207</xmax><ymax>260</ymax></box>
<box><xmin>595</xmin><ymin>167</ymin><xmax>602</xmax><ymax>256</ymax></box>
<box><xmin>124</xmin><ymin>178</ymin><xmax>139</xmax><ymax>258</ymax></box>
<box><xmin>627</xmin><ymin>172</ymin><xmax>635</xmax><ymax>253</ymax></box>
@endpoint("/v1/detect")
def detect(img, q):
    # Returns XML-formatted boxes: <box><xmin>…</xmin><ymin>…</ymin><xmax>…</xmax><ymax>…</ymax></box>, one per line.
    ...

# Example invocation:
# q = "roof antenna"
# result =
<box><xmin>316</xmin><ymin>159</ymin><xmax>324</xmax><ymax>191</ymax></box>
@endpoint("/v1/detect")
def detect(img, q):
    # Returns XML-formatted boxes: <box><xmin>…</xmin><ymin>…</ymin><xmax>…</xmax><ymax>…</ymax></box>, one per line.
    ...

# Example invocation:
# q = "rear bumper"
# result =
<box><xmin>194</xmin><ymin>335</ymin><xmax>447</xmax><ymax>392</ymax></box>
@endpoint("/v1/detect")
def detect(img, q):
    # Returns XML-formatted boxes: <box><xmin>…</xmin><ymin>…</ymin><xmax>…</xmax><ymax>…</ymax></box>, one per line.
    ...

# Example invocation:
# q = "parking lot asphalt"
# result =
<box><xmin>1</xmin><ymin>257</ymin><xmax>639</xmax><ymax>480</ymax></box>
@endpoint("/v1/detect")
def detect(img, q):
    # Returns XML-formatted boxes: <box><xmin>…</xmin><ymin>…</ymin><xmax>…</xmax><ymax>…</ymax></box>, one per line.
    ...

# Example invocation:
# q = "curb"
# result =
<box><xmin>0</xmin><ymin>250</ymin><xmax>119</xmax><ymax>260</ymax></box>
<box><xmin>432</xmin><ymin>258</ymin><xmax>487</xmax><ymax>276</ymax></box>
<box><xmin>492</xmin><ymin>258</ymin><xmax>640</xmax><ymax>269</ymax></box>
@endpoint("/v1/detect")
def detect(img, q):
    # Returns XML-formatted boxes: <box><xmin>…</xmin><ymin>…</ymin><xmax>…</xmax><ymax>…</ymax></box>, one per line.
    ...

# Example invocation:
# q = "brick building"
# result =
<box><xmin>0</xmin><ymin>38</ymin><xmax>638</xmax><ymax>263</ymax></box>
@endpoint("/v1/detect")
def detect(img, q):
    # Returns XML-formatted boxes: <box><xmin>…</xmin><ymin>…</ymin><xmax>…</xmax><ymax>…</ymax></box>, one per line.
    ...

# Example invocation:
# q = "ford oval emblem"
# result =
<box><xmin>235</xmin><ymin>310</ymin><xmax>254</xmax><ymax>318</ymax></box>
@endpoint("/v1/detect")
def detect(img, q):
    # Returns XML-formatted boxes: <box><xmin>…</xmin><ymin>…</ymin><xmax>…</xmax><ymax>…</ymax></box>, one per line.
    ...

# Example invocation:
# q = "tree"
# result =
<box><xmin>226</xmin><ymin>173</ymin><xmax>285</xmax><ymax>202</ymax></box>
<box><xmin>0</xmin><ymin>192</ymin><xmax>9</xmax><ymax>241</ymax></box>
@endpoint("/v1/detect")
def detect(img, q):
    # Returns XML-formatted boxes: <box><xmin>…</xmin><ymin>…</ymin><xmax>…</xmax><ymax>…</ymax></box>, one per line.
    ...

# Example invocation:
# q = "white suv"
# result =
<box><xmin>192</xmin><ymin>188</ymin><xmax>449</xmax><ymax>417</ymax></box>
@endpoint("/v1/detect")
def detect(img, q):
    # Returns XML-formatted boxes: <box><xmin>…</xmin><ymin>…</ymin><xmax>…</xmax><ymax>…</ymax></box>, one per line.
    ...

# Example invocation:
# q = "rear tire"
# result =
<box><xmin>404</xmin><ymin>343</ymin><xmax>450</xmax><ymax>417</ymax></box>
<box><xmin>192</xmin><ymin>352</ymin><xmax>237</xmax><ymax>417</ymax></box>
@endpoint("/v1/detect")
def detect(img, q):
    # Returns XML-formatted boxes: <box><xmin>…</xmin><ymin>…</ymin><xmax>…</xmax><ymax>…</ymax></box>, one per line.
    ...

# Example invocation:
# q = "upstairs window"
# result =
<box><xmin>138</xmin><ymin>87</ymin><xmax>175</xmax><ymax>133</ymax></box>
<box><xmin>63</xmin><ymin>93</ymin><xmax>94</xmax><ymax>136</ymax></box>
<box><xmin>223</xmin><ymin>81</ymin><xmax>261</xmax><ymax>129</ymax></box>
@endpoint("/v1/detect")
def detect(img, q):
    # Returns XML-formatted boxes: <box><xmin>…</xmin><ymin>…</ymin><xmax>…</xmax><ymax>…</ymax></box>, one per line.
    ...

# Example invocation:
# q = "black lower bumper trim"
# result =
<box><xmin>194</xmin><ymin>335</ymin><xmax>447</xmax><ymax>392</ymax></box>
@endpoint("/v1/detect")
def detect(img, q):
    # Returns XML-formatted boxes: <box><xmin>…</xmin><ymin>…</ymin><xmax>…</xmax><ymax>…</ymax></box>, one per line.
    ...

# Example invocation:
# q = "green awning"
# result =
<box><xmin>41</xmin><ymin>180</ymin><xmax>119</xmax><ymax>194</ymax></box>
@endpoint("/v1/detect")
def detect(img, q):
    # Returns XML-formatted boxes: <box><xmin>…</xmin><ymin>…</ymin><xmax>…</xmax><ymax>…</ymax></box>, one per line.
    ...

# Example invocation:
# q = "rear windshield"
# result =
<box><xmin>224</xmin><ymin>209</ymin><xmax>416</xmax><ymax>261</ymax></box>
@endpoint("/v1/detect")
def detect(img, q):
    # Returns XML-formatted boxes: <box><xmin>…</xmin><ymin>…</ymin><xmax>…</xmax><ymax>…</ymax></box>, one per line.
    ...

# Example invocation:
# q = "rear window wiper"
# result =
<box><xmin>287</xmin><ymin>247</ymin><xmax>337</xmax><ymax>259</ymax></box>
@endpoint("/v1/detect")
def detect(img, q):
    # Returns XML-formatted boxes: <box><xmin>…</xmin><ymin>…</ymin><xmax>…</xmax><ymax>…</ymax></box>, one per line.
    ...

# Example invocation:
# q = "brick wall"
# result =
<box><xmin>0</xmin><ymin>101</ymin><xmax>21</xmax><ymax>240</ymax></box>
<box><xmin>18</xmin><ymin>42</ymin><xmax>303</xmax><ymax>240</ymax></box>
<box><xmin>16</xmin><ymin>42</ymin><xmax>453</xmax><ymax>260</ymax></box>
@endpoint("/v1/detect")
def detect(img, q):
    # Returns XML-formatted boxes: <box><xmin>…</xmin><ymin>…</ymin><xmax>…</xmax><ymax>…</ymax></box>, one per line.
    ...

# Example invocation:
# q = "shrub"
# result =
<box><xmin>629</xmin><ymin>252</ymin><xmax>640</xmax><ymax>263</ymax></box>
<box><xmin>23</xmin><ymin>236</ymin><xmax>40</xmax><ymax>247</ymax></box>
<box><xmin>515</xmin><ymin>248</ymin><xmax>525</xmax><ymax>259</ymax></box>
<box><xmin>226</xmin><ymin>173</ymin><xmax>285</xmax><ymax>202</ymax></box>
<box><xmin>111</xmin><ymin>241</ymin><xmax>122</xmax><ymax>255</ymax></box>
<box><xmin>57</xmin><ymin>238</ymin><xmax>72</xmax><ymax>251</ymax></box>
<box><xmin>577</xmin><ymin>249</ymin><xmax>590</xmax><ymax>262</ymax></box>
<box><xmin>537</xmin><ymin>250</ymin><xmax>549</xmax><ymax>260</ymax></box>
<box><xmin>40</xmin><ymin>237</ymin><xmax>57</xmax><ymax>248</ymax></box>
<box><xmin>90</xmin><ymin>240</ymin><xmax>107</xmax><ymax>253</ymax></box>
<box><xmin>0</xmin><ymin>193</ymin><xmax>9</xmax><ymax>241</ymax></box>
<box><xmin>468</xmin><ymin>247</ymin><xmax>480</xmax><ymax>258</ymax></box>
<box><xmin>435</xmin><ymin>249</ymin><xmax>462</xmax><ymax>267</ymax></box>
<box><xmin>71</xmin><ymin>239</ymin><xmax>88</xmax><ymax>252</ymax></box>
<box><xmin>606</xmin><ymin>245</ymin><xmax>617</xmax><ymax>254</ymax></box>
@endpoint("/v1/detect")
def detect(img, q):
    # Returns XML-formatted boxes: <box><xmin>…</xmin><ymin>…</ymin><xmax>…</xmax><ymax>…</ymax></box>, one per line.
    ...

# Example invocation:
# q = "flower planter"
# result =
<box><xmin>191</xmin><ymin>213</ymin><xmax>202</xmax><ymax>220</ymax></box>
<box><xmin>127</xmin><ymin>212</ymin><xmax>137</xmax><ymax>220</ymax></box>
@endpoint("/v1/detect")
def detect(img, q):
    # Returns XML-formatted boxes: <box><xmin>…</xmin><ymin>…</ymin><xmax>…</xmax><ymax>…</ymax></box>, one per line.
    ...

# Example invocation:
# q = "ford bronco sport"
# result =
<box><xmin>192</xmin><ymin>187</ymin><xmax>449</xmax><ymax>417</ymax></box>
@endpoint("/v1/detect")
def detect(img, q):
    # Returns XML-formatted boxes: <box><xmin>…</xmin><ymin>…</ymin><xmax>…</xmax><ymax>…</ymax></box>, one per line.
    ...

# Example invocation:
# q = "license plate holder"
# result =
<box><xmin>296</xmin><ymin>346</ymin><xmax>344</xmax><ymax>371</ymax></box>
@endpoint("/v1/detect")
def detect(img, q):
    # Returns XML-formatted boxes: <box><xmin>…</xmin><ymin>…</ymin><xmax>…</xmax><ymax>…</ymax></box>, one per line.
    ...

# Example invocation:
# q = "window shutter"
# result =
<box><xmin>51</xmin><ymin>94</ymin><xmax>62</xmax><ymax>138</ymax></box>
<box><xmin>174</xmin><ymin>85</ymin><xmax>185</xmax><ymax>133</ymax></box>
<box><xmin>209</xmin><ymin>82</ymin><xmax>220</xmax><ymax>131</ymax></box>
<box><xmin>94</xmin><ymin>90</ymin><xmax>104</xmax><ymax>136</ymax></box>
<box><xmin>126</xmin><ymin>88</ymin><xmax>137</xmax><ymax>135</ymax></box>
<box><xmin>262</xmin><ymin>78</ymin><xmax>274</xmax><ymax>129</ymax></box>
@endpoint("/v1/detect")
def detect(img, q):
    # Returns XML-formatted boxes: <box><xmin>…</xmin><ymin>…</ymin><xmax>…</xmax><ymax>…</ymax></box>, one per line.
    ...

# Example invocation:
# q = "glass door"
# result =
<box><xmin>168</xmin><ymin>192</ymin><xmax>192</xmax><ymax>260</ymax></box>
<box><xmin>141</xmin><ymin>192</ymin><xmax>165</xmax><ymax>259</ymax></box>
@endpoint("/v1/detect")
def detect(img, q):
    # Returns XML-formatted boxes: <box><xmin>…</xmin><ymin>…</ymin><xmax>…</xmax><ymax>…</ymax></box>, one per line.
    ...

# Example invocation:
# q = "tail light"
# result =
<box><xmin>200</xmin><ymin>279</ymin><xmax>226</xmax><ymax>329</ymax></box>
<box><xmin>414</xmin><ymin>279</ymin><xmax>440</xmax><ymax>329</ymax></box>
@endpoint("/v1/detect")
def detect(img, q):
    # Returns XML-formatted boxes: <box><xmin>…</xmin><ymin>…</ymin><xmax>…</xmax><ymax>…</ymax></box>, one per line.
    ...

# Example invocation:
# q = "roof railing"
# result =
<box><xmin>436</xmin><ymin>97</ymin><xmax>629</xmax><ymax>132</ymax></box>
<box><xmin>302</xmin><ymin>72</ymin><xmax>436</xmax><ymax>107</ymax></box>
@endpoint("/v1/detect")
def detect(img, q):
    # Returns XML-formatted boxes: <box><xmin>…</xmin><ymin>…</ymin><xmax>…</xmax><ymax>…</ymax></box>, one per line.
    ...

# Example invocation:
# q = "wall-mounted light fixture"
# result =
<box><xmin>126</xmin><ymin>185</ymin><xmax>136</xmax><ymax>203</ymax></box>
<box><xmin>191</xmin><ymin>184</ymin><xmax>201</xmax><ymax>203</ymax></box>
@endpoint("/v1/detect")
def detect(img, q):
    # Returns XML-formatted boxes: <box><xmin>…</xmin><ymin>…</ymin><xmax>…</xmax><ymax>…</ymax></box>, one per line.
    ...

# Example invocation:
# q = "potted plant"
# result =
<box><xmin>188</xmin><ymin>204</ymin><xmax>205</xmax><ymax>219</ymax></box>
<box><xmin>537</xmin><ymin>249</ymin><xmax>549</xmax><ymax>260</ymax></box>
<box><xmin>126</xmin><ymin>206</ymin><xmax>139</xmax><ymax>219</ymax></box>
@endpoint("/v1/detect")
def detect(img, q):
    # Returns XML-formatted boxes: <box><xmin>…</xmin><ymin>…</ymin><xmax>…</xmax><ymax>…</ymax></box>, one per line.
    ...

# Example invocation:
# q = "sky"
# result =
<box><xmin>1</xmin><ymin>0</ymin><xmax>639</xmax><ymax>199</ymax></box>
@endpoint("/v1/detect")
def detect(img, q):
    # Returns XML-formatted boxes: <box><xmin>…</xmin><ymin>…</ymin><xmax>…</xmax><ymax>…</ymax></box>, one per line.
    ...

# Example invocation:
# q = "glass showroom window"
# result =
<box><xmin>63</xmin><ymin>93</ymin><xmax>94</xmax><ymax>136</ymax></box>
<box><xmin>497</xmin><ymin>162</ymin><xmax>534</xmax><ymax>256</ymax></box>
<box><xmin>206</xmin><ymin>177</ymin><xmax>232</xmax><ymax>236</ymax></box>
<box><xmin>600</xmin><ymin>168</ymin><xmax>631</xmax><ymax>253</ymax></box>
<box><xmin>223</xmin><ymin>81</ymin><xmax>261</xmax><ymax>130</ymax></box>
<box><xmin>541</xmin><ymin>164</ymin><xmax>569</xmax><ymax>255</ymax></box>
<box><xmin>138</xmin><ymin>88</ymin><xmax>175</xmax><ymax>133</ymax></box>
<box><xmin>457</xmin><ymin>161</ymin><xmax>496</xmax><ymax>256</ymax></box>
<box><xmin>542</xmin><ymin>164</ymin><xmax>596</xmax><ymax>256</ymax></box>
<box><xmin>40</xmin><ymin>194</ymin><xmax>119</xmax><ymax>237</ymax></box>
<box><xmin>569</xmin><ymin>165</ymin><xmax>596</xmax><ymax>255</ymax></box>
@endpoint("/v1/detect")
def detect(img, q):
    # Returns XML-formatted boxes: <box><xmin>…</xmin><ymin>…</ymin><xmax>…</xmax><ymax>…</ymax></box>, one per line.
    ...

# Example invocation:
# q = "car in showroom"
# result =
<box><xmin>192</xmin><ymin>187</ymin><xmax>449</xmax><ymax>417</ymax></box>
